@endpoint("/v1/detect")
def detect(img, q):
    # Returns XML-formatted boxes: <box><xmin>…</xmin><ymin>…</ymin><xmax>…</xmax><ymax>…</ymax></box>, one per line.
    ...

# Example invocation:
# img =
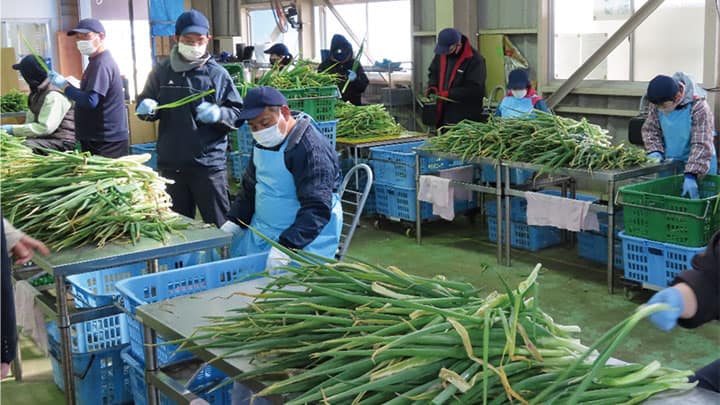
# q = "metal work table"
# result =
<box><xmin>337</xmin><ymin>133</ymin><xmax>427</xmax><ymax>167</ymax></box>
<box><xmin>30</xmin><ymin>220</ymin><xmax>231</xmax><ymax>405</ymax></box>
<box><xmin>137</xmin><ymin>280</ymin><xmax>283</xmax><ymax>405</ymax></box>
<box><xmin>136</xmin><ymin>280</ymin><xmax>717</xmax><ymax>405</ymax></box>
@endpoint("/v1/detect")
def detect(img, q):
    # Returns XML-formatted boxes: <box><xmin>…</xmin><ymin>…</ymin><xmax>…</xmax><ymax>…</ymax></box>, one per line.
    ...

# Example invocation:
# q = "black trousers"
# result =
<box><xmin>690</xmin><ymin>358</ymin><xmax>720</xmax><ymax>392</ymax></box>
<box><xmin>159</xmin><ymin>166</ymin><xmax>230</xmax><ymax>227</ymax></box>
<box><xmin>25</xmin><ymin>138</ymin><xmax>76</xmax><ymax>154</ymax></box>
<box><xmin>80</xmin><ymin>139</ymin><xmax>129</xmax><ymax>158</ymax></box>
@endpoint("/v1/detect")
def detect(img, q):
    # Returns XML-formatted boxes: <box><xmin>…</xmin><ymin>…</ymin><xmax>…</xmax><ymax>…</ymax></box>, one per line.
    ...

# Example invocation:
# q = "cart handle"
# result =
<box><xmin>615</xmin><ymin>191</ymin><xmax>716</xmax><ymax>221</ymax></box>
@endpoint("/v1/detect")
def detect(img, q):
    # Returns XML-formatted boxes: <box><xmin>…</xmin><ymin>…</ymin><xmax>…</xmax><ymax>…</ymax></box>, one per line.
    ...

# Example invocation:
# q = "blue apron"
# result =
<box><xmin>498</xmin><ymin>97</ymin><xmax>534</xmax><ymax>118</ymax></box>
<box><xmin>659</xmin><ymin>103</ymin><xmax>717</xmax><ymax>175</ymax></box>
<box><xmin>230</xmin><ymin>137</ymin><xmax>343</xmax><ymax>258</ymax></box>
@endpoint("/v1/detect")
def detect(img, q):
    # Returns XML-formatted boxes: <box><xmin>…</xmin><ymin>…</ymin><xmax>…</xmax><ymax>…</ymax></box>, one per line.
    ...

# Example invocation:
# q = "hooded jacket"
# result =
<box><xmin>427</xmin><ymin>34</ymin><xmax>486</xmax><ymax>127</ymax></box>
<box><xmin>317</xmin><ymin>35</ymin><xmax>369</xmax><ymax>106</ymax></box>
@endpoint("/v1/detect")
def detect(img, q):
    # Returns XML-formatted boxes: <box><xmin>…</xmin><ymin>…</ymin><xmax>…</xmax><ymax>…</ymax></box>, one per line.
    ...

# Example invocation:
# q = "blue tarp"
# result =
<box><xmin>149</xmin><ymin>0</ymin><xmax>184</xmax><ymax>37</ymax></box>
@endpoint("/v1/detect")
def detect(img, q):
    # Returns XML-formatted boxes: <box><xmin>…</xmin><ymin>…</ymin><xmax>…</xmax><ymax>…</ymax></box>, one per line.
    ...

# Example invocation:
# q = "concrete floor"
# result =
<box><xmin>2</xmin><ymin>216</ymin><xmax>719</xmax><ymax>404</ymax></box>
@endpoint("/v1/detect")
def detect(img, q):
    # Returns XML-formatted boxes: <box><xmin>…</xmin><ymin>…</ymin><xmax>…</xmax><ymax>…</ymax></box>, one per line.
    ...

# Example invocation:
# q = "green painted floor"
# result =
<box><xmin>2</xmin><ymin>217</ymin><xmax>719</xmax><ymax>404</ymax></box>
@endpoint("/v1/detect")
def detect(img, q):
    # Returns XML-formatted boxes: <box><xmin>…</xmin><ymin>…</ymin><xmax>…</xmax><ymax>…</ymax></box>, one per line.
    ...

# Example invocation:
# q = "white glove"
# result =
<box><xmin>266</xmin><ymin>247</ymin><xmax>291</xmax><ymax>273</ymax></box>
<box><xmin>220</xmin><ymin>220</ymin><xmax>244</xmax><ymax>236</ymax></box>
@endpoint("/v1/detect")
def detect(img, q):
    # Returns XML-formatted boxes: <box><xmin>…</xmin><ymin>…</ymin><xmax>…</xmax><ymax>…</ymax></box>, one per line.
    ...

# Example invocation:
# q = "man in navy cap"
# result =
<box><xmin>221</xmin><ymin>86</ymin><xmax>342</xmax><ymax>270</ymax></box>
<box><xmin>317</xmin><ymin>34</ymin><xmax>368</xmax><ymax>105</ymax></box>
<box><xmin>642</xmin><ymin>72</ymin><xmax>717</xmax><ymax>199</ymax></box>
<box><xmin>136</xmin><ymin>9</ymin><xmax>243</xmax><ymax>227</ymax></box>
<box><xmin>49</xmin><ymin>18</ymin><xmax>128</xmax><ymax>158</ymax></box>
<box><xmin>426</xmin><ymin>28</ymin><xmax>486</xmax><ymax>128</ymax></box>
<box><xmin>264</xmin><ymin>43</ymin><xmax>293</xmax><ymax>68</ymax></box>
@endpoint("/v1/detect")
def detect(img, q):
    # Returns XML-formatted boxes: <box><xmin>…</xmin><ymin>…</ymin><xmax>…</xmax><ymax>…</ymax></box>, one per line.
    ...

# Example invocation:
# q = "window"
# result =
<box><xmin>552</xmin><ymin>0</ymin><xmax>705</xmax><ymax>82</ymax></box>
<box><xmin>248</xmin><ymin>9</ymin><xmax>299</xmax><ymax>62</ymax></box>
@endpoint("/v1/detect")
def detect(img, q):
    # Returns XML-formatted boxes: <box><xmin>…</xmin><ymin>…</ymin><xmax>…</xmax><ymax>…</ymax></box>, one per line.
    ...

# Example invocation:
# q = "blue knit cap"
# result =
<box><xmin>508</xmin><ymin>69</ymin><xmax>530</xmax><ymax>89</ymax></box>
<box><xmin>646</xmin><ymin>75</ymin><xmax>679</xmax><ymax>104</ymax></box>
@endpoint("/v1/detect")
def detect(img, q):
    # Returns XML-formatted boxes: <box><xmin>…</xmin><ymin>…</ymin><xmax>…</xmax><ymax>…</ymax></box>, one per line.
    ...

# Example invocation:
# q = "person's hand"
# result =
<box><xmin>681</xmin><ymin>174</ymin><xmax>700</xmax><ymax>199</ymax></box>
<box><xmin>346</xmin><ymin>70</ymin><xmax>357</xmax><ymax>82</ymax></box>
<box><xmin>266</xmin><ymin>247</ymin><xmax>291</xmax><ymax>274</ymax></box>
<box><xmin>1</xmin><ymin>363</ymin><xmax>10</xmax><ymax>379</ymax></box>
<box><xmin>647</xmin><ymin>287</ymin><xmax>684</xmax><ymax>331</ymax></box>
<box><xmin>425</xmin><ymin>87</ymin><xmax>438</xmax><ymax>97</ymax></box>
<box><xmin>136</xmin><ymin>99</ymin><xmax>158</xmax><ymax>116</ymax></box>
<box><xmin>10</xmin><ymin>235</ymin><xmax>50</xmax><ymax>265</ymax></box>
<box><xmin>647</xmin><ymin>151</ymin><xmax>663</xmax><ymax>162</ymax></box>
<box><xmin>220</xmin><ymin>220</ymin><xmax>244</xmax><ymax>236</ymax></box>
<box><xmin>1</xmin><ymin>125</ymin><xmax>13</xmax><ymax>135</ymax></box>
<box><xmin>49</xmin><ymin>71</ymin><xmax>67</xmax><ymax>88</ymax></box>
<box><xmin>196</xmin><ymin>101</ymin><xmax>221</xmax><ymax>124</ymax></box>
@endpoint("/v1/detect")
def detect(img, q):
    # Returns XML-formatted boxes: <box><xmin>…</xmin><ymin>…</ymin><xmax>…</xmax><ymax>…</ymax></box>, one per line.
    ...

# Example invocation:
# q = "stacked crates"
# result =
<box><xmin>369</xmin><ymin>141</ymin><xmax>474</xmax><ymax>222</ymax></box>
<box><xmin>576</xmin><ymin>211</ymin><xmax>624</xmax><ymax>269</ymax></box>
<box><xmin>618</xmin><ymin>174</ymin><xmax>719</xmax><ymax>289</ymax></box>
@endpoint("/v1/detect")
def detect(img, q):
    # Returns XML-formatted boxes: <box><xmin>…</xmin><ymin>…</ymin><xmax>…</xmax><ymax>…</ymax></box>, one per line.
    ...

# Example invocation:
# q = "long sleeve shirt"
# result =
<box><xmin>673</xmin><ymin>231</ymin><xmax>719</xmax><ymax>329</ymax></box>
<box><xmin>10</xmin><ymin>92</ymin><xmax>72</xmax><ymax>138</ymax></box>
<box><xmin>641</xmin><ymin>101</ymin><xmax>716</xmax><ymax>176</ymax></box>
<box><xmin>2</xmin><ymin>218</ymin><xmax>24</xmax><ymax>254</ymax></box>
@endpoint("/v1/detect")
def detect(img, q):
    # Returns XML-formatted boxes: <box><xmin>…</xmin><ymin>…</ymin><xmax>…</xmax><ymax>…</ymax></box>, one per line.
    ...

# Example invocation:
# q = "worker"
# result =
<box><xmin>136</xmin><ymin>9</ymin><xmax>243</xmax><ymax>227</ymax></box>
<box><xmin>1</xmin><ymin>214</ymin><xmax>49</xmax><ymax>378</ymax></box>
<box><xmin>496</xmin><ymin>68</ymin><xmax>550</xmax><ymax>118</ymax></box>
<box><xmin>645</xmin><ymin>230</ymin><xmax>719</xmax><ymax>392</ymax></box>
<box><xmin>427</xmin><ymin>28</ymin><xmax>486</xmax><ymax>128</ymax></box>
<box><xmin>1</xmin><ymin>56</ymin><xmax>75</xmax><ymax>153</ymax></box>
<box><xmin>317</xmin><ymin>34</ymin><xmax>369</xmax><ymax>106</ymax></box>
<box><xmin>221</xmin><ymin>86</ymin><xmax>342</xmax><ymax>270</ymax></box>
<box><xmin>642</xmin><ymin>72</ymin><xmax>717</xmax><ymax>199</ymax></box>
<box><xmin>264</xmin><ymin>43</ymin><xmax>293</xmax><ymax>68</ymax></box>
<box><xmin>48</xmin><ymin>18</ymin><xmax>129</xmax><ymax>158</ymax></box>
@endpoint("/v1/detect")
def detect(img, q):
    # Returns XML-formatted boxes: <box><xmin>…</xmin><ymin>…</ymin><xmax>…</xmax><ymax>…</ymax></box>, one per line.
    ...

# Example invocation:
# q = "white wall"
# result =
<box><xmin>0</xmin><ymin>0</ymin><xmax>59</xmax><ymax>65</ymax></box>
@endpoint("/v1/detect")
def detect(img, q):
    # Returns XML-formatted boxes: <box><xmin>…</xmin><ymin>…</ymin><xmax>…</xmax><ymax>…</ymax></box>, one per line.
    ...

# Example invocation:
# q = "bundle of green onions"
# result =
<box><xmin>335</xmin><ymin>101</ymin><xmax>405</xmax><ymax>139</ymax></box>
<box><xmin>425</xmin><ymin>112</ymin><xmax>649</xmax><ymax>173</ymax></box>
<box><xmin>175</xmin><ymin>245</ymin><xmax>695</xmax><ymax>404</ymax></box>
<box><xmin>236</xmin><ymin>60</ymin><xmax>339</xmax><ymax>97</ymax></box>
<box><xmin>0</xmin><ymin>132</ymin><xmax>186</xmax><ymax>250</ymax></box>
<box><xmin>0</xmin><ymin>90</ymin><xmax>29</xmax><ymax>113</ymax></box>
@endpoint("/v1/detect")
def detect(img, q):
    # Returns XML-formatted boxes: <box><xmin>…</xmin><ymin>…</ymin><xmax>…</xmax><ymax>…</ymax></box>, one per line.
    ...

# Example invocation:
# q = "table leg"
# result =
<box><xmin>143</xmin><ymin>323</ymin><xmax>160</xmax><ymax>405</ymax></box>
<box><xmin>55</xmin><ymin>274</ymin><xmax>75</xmax><ymax>405</ymax></box>
<box><xmin>503</xmin><ymin>165</ymin><xmax>511</xmax><ymax>266</ymax></box>
<box><xmin>415</xmin><ymin>152</ymin><xmax>422</xmax><ymax>244</ymax></box>
<box><xmin>607</xmin><ymin>180</ymin><xmax>616</xmax><ymax>294</ymax></box>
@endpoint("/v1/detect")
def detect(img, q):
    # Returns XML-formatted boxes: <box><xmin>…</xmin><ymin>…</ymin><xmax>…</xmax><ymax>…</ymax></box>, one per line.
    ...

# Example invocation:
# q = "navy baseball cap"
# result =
<box><xmin>508</xmin><ymin>69</ymin><xmax>530</xmax><ymax>89</ymax></box>
<box><xmin>434</xmin><ymin>28</ymin><xmax>461</xmax><ymax>55</ymax></box>
<box><xmin>68</xmin><ymin>18</ymin><xmax>105</xmax><ymax>36</ymax></box>
<box><xmin>264</xmin><ymin>43</ymin><xmax>291</xmax><ymax>57</ymax></box>
<box><xmin>175</xmin><ymin>9</ymin><xmax>210</xmax><ymax>36</ymax></box>
<box><xmin>238</xmin><ymin>86</ymin><xmax>287</xmax><ymax>120</ymax></box>
<box><xmin>646</xmin><ymin>75</ymin><xmax>679</xmax><ymax>104</ymax></box>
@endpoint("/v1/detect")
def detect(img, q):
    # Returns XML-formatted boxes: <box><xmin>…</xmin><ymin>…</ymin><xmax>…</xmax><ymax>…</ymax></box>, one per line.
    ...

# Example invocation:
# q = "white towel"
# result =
<box><xmin>525</xmin><ymin>191</ymin><xmax>600</xmax><ymax>232</ymax></box>
<box><xmin>14</xmin><ymin>280</ymin><xmax>48</xmax><ymax>355</ymax></box>
<box><xmin>437</xmin><ymin>166</ymin><xmax>474</xmax><ymax>201</ymax></box>
<box><xmin>418</xmin><ymin>175</ymin><xmax>455</xmax><ymax>220</ymax></box>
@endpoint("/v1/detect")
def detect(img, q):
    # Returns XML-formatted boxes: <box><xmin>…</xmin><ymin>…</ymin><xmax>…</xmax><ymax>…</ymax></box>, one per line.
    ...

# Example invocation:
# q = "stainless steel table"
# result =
<box><xmin>137</xmin><ymin>280</ymin><xmax>283</xmax><ymax>405</ymax></box>
<box><xmin>136</xmin><ymin>280</ymin><xmax>718</xmax><ymax>405</ymax></box>
<box><xmin>31</xmin><ymin>220</ymin><xmax>231</xmax><ymax>405</ymax></box>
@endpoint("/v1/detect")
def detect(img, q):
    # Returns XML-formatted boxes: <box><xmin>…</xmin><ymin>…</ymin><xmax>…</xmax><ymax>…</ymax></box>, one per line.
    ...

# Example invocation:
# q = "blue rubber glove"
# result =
<box><xmin>647</xmin><ymin>151</ymin><xmax>663</xmax><ymax>161</ymax></box>
<box><xmin>1</xmin><ymin>125</ymin><xmax>13</xmax><ymax>134</ymax></box>
<box><xmin>195</xmin><ymin>101</ymin><xmax>221</xmax><ymax>124</ymax></box>
<box><xmin>681</xmin><ymin>174</ymin><xmax>700</xmax><ymax>199</ymax></box>
<box><xmin>136</xmin><ymin>99</ymin><xmax>158</xmax><ymax>116</ymax></box>
<box><xmin>647</xmin><ymin>287</ymin><xmax>684</xmax><ymax>331</ymax></box>
<box><xmin>49</xmin><ymin>71</ymin><xmax>67</xmax><ymax>88</ymax></box>
<box><xmin>346</xmin><ymin>70</ymin><xmax>357</xmax><ymax>82</ymax></box>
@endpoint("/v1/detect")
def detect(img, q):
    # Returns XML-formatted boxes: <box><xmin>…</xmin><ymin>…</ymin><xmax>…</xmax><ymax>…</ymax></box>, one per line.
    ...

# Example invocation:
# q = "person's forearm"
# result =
<box><xmin>63</xmin><ymin>86</ymin><xmax>100</xmax><ymax>109</ymax></box>
<box><xmin>641</xmin><ymin>110</ymin><xmax>664</xmax><ymax>154</ymax></box>
<box><xmin>12</xmin><ymin>94</ymin><xmax>70</xmax><ymax>137</ymax></box>
<box><xmin>2</xmin><ymin>218</ymin><xmax>23</xmax><ymax>253</ymax></box>
<box><xmin>675</xmin><ymin>282</ymin><xmax>699</xmax><ymax>319</ymax></box>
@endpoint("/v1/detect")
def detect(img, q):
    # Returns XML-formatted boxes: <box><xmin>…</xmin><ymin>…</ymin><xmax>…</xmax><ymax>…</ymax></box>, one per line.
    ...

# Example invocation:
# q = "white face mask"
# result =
<box><xmin>511</xmin><ymin>89</ymin><xmax>527</xmax><ymax>99</ymax></box>
<box><xmin>76</xmin><ymin>40</ymin><xmax>98</xmax><ymax>56</ymax></box>
<box><xmin>251</xmin><ymin>122</ymin><xmax>286</xmax><ymax>148</ymax></box>
<box><xmin>178</xmin><ymin>43</ymin><xmax>207</xmax><ymax>61</ymax></box>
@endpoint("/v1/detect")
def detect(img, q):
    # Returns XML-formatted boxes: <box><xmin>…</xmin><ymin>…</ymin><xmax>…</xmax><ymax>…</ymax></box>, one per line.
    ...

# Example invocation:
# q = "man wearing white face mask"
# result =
<box><xmin>135</xmin><ymin>9</ymin><xmax>243</xmax><ymax>227</ymax></box>
<box><xmin>496</xmin><ymin>69</ymin><xmax>550</xmax><ymax>118</ymax></box>
<box><xmin>642</xmin><ymin>73</ymin><xmax>717</xmax><ymax>200</ymax></box>
<box><xmin>221</xmin><ymin>86</ymin><xmax>343</xmax><ymax>271</ymax></box>
<box><xmin>48</xmin><ymin>18</ymin><xmax>128</xmax><ymax>158</ymax></box>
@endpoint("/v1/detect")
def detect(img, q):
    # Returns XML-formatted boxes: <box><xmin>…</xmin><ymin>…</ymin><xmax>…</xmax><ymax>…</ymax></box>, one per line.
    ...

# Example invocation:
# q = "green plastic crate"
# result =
<box><xmin>279</xmin><ymin>86</ymin><xmax>339</xmax><ymax>121</ymax></box>
<box><xmin>618</xmin><ymin>174</ymin><xmax>720</xmax><ymax>247</ymax></box>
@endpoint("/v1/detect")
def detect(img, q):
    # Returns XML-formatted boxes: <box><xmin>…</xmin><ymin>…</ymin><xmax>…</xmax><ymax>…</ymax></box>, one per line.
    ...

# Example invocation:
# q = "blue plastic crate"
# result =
<box><xmin>233</xmin><ymin>122</ymin><xmax>254</xmax><ymax>153</ymax></box>
<box><xmin>48</xmin><ymin>323</ymin><xmax>132</xmax><ymax>405</ymax></box>
<box><xmin>374</xmin><ymin>184</ymin><xmax>475</xmax><ymax>222</ymax></box>
<box><xmin>577</xmin><ymin>232</ymin><xmax>623</xmax><ymax>269</ymax></box>
<box><xmin>130</xmin><ymin>143</ymin><xmax>158</xmax><ymax>170</ymax></box>
<box><xmin>48</xmin><ymin>311</ymin><xmax>129</xmax><ymax>353</ymax></box>
<box><xmin>315</xmin><ymin>119</ymin><xmax>338</xmax><ymax>149</ymax></box>
<box><xmin>485</xmin><ymin>190</ymin><xmax>599</xmax><ymax>223</ymax></box>
<box><xmin>619</xmin><ymin>232</ymin><xmax>705</xmax><ymax>289</ymax></box>
<box><xmin>115</xmin><ymin>253</ymin><xmax>268</xmax><ymax>365</ymax></box>
<box><xmin>487</xmin><ymin>217</ymin><xmax>562</xmax><ymax>252</ymax></box>
<box><xmin>369</xmin><ymin>141</ymin><xmax>469</xmax><ymax>188</ymax></box>
<box><xmin>596</xmin><ymin>210</ymin><xmax>624</xmax><ymax>237</ymax></box>
<box><xmin>481</xmin><ymin>163</ymin><xmax>535</xmax><ymax>185</ymax></box>
<box><xmin>68</xmin><ymin>252</ymin><xmax>209</xmax><ymax>309</ymax></box>
<box><xmin>229</xmin><ymin>151</ymin><xmax>252</xmax><ymax>181</ymax></box>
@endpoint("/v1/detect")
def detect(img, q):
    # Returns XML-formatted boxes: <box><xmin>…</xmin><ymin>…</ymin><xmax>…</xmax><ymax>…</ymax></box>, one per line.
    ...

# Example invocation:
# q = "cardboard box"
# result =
<box><xmin>1</xmin><ymin>112</ymin><xmax>27</xmax><ymax>125</ymax></box>
<box><xmin>127</xmin><ymin>102</ymin><xmax>157</xmax><ymax>144</ymax></box>
<box><xmin>1</xmin><ymin>48</ymin><xmax>20</xmax><ymax>95</ymax></box>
